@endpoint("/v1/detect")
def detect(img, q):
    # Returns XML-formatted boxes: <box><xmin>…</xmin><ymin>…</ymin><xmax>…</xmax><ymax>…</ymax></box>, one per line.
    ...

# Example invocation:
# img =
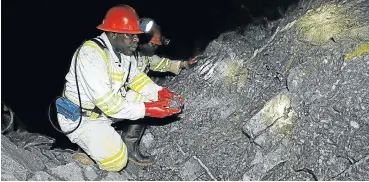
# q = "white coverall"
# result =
<box><xmin>125</xmin><ymin>53</ymin><xmax>182</xmax><ymax>102</ymax></box>
<box><xmin>137</xmin><ymin>53</ymin><xmax>182</xmax><ymax>75</ymax></box>
<box><xmin>57</xmin><ymin>33</ymin><xmax>162</xmax><ymax>171</ymax></box>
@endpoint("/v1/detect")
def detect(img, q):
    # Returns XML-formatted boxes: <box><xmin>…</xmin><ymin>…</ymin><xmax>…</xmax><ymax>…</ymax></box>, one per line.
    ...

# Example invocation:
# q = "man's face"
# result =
<box><xmin>113</xmin><ymin>33</ymin><xmax>139</xmax><ymax>56</ymax></box>
<box><xmin>139</xmin><ymin>42</ymin><xmax>159</xmax><ymax>56</ymax></box>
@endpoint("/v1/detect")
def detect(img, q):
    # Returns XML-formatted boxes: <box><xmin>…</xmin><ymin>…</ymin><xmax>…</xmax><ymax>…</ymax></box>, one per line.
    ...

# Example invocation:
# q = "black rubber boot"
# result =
<box><xmin>121</xmin><ymin>124</ymin><xmax>155</xmax><ymax>166</ymax></box>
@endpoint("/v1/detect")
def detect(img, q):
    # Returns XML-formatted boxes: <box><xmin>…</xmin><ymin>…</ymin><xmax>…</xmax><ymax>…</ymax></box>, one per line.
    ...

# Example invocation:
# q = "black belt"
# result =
<box><xmin>81</xmin><ymin>106</ymin><xmax>103</xmax><ymax>118</ymax></box>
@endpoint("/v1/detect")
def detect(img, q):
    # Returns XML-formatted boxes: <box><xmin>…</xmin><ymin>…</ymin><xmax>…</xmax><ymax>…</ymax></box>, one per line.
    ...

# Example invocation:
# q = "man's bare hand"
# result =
<box><xmin>182</xmin><ymin>54</ymin><xmax>207</xmax><ymax>69</ymax></box>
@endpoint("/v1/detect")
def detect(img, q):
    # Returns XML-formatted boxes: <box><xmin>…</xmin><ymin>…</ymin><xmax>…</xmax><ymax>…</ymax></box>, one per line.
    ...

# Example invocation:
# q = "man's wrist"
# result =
<box><xmin>179</xmin><ymin>61</ymin><xmax>185</xmax><ymax>69</ymax></box>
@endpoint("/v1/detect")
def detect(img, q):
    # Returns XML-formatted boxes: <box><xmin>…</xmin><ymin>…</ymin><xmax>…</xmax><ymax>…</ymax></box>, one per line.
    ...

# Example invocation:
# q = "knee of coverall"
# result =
<box><xmin>97</xmin><ymin>142</ymin><xmax>129</xmax><ymax>172</ymax></box>
<box><xmin>72</xmin><ymin>119</ymin><xmax>129</xmax><ymax>172</ymax></box>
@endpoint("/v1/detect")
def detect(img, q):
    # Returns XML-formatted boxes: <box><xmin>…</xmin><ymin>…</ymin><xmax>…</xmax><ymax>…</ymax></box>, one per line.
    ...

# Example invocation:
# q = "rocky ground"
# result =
<box><xmin>2</xmin><ymin>0</ymin><xmax>369</xmax><ymax>180</ymax></box>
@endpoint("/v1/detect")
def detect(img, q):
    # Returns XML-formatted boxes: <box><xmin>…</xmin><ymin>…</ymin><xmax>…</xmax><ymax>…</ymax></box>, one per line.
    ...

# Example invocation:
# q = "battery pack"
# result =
<box><xmin>56</xmin><ymin>97</ymin><xmax>81</xmax><ymax>121</ymax></box>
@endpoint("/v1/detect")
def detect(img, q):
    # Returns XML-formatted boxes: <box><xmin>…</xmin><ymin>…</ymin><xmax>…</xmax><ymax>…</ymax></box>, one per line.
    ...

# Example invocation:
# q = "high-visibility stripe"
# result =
<box><xmin>98</xmin><ymin>144</ymin><xmax>127</xmax><ymax>171</ymax></box>
<box><xmin>89</xmin><ymin>112</ymin><xmax>100</xmax><ymax>119</ymax></box>
<box><xmin>130</xmin><ymin>73</ymin><xmax>146</xmax><ymax>87</ymax></box>
<box><xmin>153</xmin><ymin>58</ymin><xmax>167</xmax><ymax>70</ymax></box>
<box><xmin>84</xmin><ymin>42</ymin><xmax>127</xmax><ymax>83</ymax></box>
<box><xmin>157</xmin><ymin>58</ymin><xmax>171</xmax><ymax>72</ymax></box>
<box><xmin>151</xmin><ymin>58</ymin><xmax>171</xmax><ymax>72</ymax></box>
<box><xmin>164</xmin><ymin>59</ymin><xmax>170</xmax><ymax>68</ymax></box>
<box><xmin>102</xmin><ymin>96</ymin><xmax>125</xmax><ymax>116</ymax></box>
<box><xmin>104</xmin><ymin>96</ymin><xmax>125</xmax><ymax>116</ymax></box>
<box><xmin>112</xmin><ymin>73</ymin><xmax>124</xmax><ymax>82</ymax></box>
<box><xmin>95</xmin><ymin>94</ymin><xmax>126</xmax><ymax>116</ymax></box>
<box><xmin>112</xmin><ymin>77</ymin><xmax>122</xmax><ymax>82</ymax></box>
<box><xmin>83</xmin><ymin>41</ymin><xmax>111</xmax><ymax>74</ymax></box>
<box><xmin>129</xmin><ymin>73</ymin><xmax>153</xmax><ymax>93</ymax></box>
<box><xmin>111</xmin><ymin>72</ymin><xmax>125</xmax><ymax>77</ymax></box>
<box><xmin>134</xmin><ymin>77</ymin><xmax>153</xmax><ymax>93</ymax></box>
<box><xmin>94</xmin><ymin>90</ymin><xmax>113</xmax><ymax>106</ymax></box>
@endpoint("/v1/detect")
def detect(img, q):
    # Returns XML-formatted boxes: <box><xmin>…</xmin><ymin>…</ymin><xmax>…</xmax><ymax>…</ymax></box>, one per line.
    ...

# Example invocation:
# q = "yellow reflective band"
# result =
<box><xmin>105</xmin><ymin>96</ymin><xmax>125</xmax><ymax>116</ymax></box>
<box><xmin>159</xmin><ymin>59</ymin><xmax>171</xmax><ymax>71</ymax></box>
<box><xmin>112</xmin><ymin>77</ymin><xmax>122</xmax><ymax>82</ymax></box>
<box><xmin>89</xmin><ymin>112</ymin><xmax>100</xmax><ymax>119</ymax></box>
<box><xmin>129</xmin><ymin>73</ymin><xmax>147</xmax><ymax>90</ymax></box>
<box><xmin>134</xmin><ymin>77</ymin><xmax>153</xmax><ymax>93</ymax></box>
<box><xmin>94</xmin><ymin>90</ymin><xmax>113</xmax><ymax>106</ymax></box>
<box><xmin>98</xmin><ymin>95</ymin><xmax>124</xmax><ymax>114</ymax></box>
<box><xmin>153</xmin><ymin>58</ymin><xmax>167</xmax><ymax>70</ymax></box>
<box><xmin>102</xmin><ymin>93</ymin><xmax>115</xmax><ymax>108</ymax></box>
<box><xmin>161</xmin><ymin>58</ymin><xmax>170</xmax><ymax>70</ymax></box>
<box><xmin>152</xmin><ymin>58</ymin><xmax>171</xmax><ymax>72</ymax></box>
<box><xmin>165</xmin><ymin>59</ymin><xmax>170</xmax><ymax>67</ymax></box>
<box><xmin>99</xmin><ymin>105</ymin><xmax>109</xmax><ymax>113</ymax></box>
<box><xmin>111</xmin><ymin>72</ymin><xmax>124</xmax><ymax>82</ymax></box>
<box><xmin>112</xmin><ymin>72</ymin><xmax>125</xmax><ymax>77</ymax></box>
<box><xmin>98</xmin><ymin>144</ymin><xmax>127</xmax><ymax>169</ymax></box>
<box><xmin>84</xmin><ymin>41</ymin><xmax>111</xmax><ymax>74</ymax></box>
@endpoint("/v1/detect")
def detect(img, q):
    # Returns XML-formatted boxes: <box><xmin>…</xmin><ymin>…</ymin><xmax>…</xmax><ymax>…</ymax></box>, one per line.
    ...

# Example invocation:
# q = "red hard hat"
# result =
<box><xmin>150</xmin><ymin>26</ymin><xmax>162</xmax><ymax>45</ymax></box>
<box><xmin>97</xmin><ymin>5</ymin><xmax>144</xmax><ymax>34</ymax></box>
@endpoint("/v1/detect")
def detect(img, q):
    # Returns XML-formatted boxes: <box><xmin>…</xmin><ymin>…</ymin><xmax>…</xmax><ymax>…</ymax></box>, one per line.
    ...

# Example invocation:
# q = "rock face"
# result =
<box><xmin>2</xmin><ymin>0</ymin><xmax>369</xmax><ymax>180</ymax></box>
<box><xmin>1</xmin><ymin>132</ymin><xmax>135</xmax><ymax>181</ymax></box>
<box><xmin>143</xmin><ymin>0</ymin><xmax>369</xmax><ymax>180</ymax></box>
